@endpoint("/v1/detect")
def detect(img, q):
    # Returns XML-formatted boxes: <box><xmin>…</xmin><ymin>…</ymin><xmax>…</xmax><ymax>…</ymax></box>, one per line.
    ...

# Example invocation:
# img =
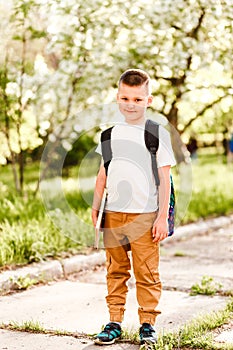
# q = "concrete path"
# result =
<box><xmin>0</xmin><ymin>216</ymin><xmax>233</xmax><ymax>349</ymax></box>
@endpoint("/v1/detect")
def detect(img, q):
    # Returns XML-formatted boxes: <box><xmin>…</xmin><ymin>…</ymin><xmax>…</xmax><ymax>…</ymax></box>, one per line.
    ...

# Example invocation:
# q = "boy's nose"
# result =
<box><xmin>126</xmin><ymin>102</ymin><xmax>135</xmax><ymax>109</ymax></box>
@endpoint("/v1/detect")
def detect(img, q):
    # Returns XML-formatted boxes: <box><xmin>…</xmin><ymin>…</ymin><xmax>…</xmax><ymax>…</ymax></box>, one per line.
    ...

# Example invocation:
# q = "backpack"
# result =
<box><xmin>101</xmin><ymin>119</ymin><xmax>175</xmax><ymax>236</ymax></box>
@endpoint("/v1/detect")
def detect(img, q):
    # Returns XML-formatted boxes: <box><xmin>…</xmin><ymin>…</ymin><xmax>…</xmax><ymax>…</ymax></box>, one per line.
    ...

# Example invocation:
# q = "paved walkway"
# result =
<box><xmin>0</xmin><ymin>215</ymin><xmax>233</xmax><ymax>349</ymax></box>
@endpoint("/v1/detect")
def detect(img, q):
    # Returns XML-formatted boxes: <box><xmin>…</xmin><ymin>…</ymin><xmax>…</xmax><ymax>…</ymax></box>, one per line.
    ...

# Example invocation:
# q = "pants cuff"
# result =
<box><xmin>110</xmin><ymin>313</ymin><xmax>124</xmax><ymax>323</ymax></box>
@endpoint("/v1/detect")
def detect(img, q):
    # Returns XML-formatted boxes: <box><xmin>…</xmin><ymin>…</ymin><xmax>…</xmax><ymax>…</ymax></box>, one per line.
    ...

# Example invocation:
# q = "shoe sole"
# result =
<box><xmin>94</xmin><ymin>336</ymin><xmax>120</xmax><ymax>345</ymax></box>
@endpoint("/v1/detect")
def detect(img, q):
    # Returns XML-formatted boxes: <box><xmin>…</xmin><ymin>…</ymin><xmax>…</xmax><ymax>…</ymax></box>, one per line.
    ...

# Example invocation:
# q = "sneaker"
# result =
<box><xmin>139</xmin><ymin>323</ymin><xmax>157</xmax><ymax>345</ymax></box>
<box><xmin>94</xmin><ymin>322</ymin><xmax>122</xmax><ymax>345</ymax></box>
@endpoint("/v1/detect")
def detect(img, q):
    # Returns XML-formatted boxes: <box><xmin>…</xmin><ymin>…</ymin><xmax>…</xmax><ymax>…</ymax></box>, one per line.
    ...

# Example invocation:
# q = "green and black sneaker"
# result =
<box><xmin>94</xmin><ymin>322</ymin><xmax>122</xmax><ymax>345</ymax></box>
<box><xmin>139</xmin><ymin>323</ymin><xmax>157</xmax><ymax>345</ymax></box>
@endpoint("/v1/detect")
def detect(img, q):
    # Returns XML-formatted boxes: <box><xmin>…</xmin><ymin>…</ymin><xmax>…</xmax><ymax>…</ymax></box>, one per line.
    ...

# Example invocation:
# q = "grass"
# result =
<box><xmin>6</xmin><ymin>320</ymin><xmax>46</xmax><ymax>333</ymax></box>
<box><xmin>1</xmin><ymin>319</ymin><xmax>92</xmax><ymax>338</ymax></box>
<box><xmin>0</xmin><ymin>181</ymin><xmax>95</xmax><ymax>267</ymax></box>
<box><xmin>0</xmin><ymin>153</ymin><xmax>232</xmax><ymax>268</ymax></box>
<box><xmin>190</xmin><ymin>276</ymin><xmax>223</xmax><ymax>297</ymax></box>
<box><xmin>155</xmin><ymin>297</ymin><xmax>233</xmax><ymax>350</ymax></box>
<box><xmin>9</xmin><ymin>275</ymin><xmax>38</xmax><ymax>291</ymax></box>
<box><xmin>179</xmin><ymin>154</ymin><xmax>233</xmax><ymax>224</ymax></box>
<box><xmin>174</xmin><ymin>251</ymin><xmax>187</xmax><ymax>257</ymax></box>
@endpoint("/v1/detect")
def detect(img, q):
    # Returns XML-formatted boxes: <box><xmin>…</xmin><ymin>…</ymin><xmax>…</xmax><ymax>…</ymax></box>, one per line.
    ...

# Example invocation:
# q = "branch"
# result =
<box><xmin>181</xmin><ymin>95</ymin><xmax>227</xmax><ymax>133</ymax></box>
<box><xmin>171</xmin><ymin>6</ymin><xmax>205</xmax><ymax>40</ymax></box>
<box><xmin>159</xmin><ymin>7</ymin><xmax>206</xmax><ymax>86</ymax></box>
<box><xmin>187</xmin><ymin>7</ymin><xmax>205</xmax><ymax>39</ymax></box>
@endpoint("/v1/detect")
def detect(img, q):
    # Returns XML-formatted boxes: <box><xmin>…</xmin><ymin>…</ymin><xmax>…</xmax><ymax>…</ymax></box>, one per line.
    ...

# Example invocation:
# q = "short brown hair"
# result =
<box><xmin>118</xmin><ymin>69</ymin><xmax>151</xmax><ymax>94</ymax></box>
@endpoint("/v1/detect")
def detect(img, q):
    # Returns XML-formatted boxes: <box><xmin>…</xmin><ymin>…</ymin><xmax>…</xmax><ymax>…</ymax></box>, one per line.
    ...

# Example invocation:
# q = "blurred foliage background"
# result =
<box><xmin>0</xmin><ymin>0</ymin><xmax>233</xmax><ymax>266</ymax></box>
<box><xmin>0</xmin><ymin>0</ymin><xmax>233</xmax><ymax>191</ymax></box>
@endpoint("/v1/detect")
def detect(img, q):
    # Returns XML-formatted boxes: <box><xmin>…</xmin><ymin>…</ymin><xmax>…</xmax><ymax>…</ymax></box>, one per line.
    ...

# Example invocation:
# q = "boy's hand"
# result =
<box><xmin>92</xmin><ymin>208</ymin><xmax>99</xmax><ymax>227</ymax></box>
<box><xmin>152</xmin><ymin>217</ymin><xmax>168</xmax><ymax>242</ymax></box>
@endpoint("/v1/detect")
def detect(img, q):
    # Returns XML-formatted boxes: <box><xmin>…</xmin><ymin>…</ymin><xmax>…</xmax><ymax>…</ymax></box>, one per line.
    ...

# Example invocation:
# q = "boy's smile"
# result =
<box><xmin>117</xmin><ymin>83</ymin><xmax>153</xmax><ymax>124</ymax></box>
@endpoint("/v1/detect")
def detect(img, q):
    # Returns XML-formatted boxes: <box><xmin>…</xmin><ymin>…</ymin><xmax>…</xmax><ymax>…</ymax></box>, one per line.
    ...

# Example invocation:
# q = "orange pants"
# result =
<box><xmin>103</xmin><ymin>211</ymin><xmax>161</xmax><ymax>325</ymax></box>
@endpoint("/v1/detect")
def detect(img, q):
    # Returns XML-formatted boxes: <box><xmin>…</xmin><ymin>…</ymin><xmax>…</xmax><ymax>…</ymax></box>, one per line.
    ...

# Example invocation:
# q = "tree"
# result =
<box><xmin>108</xmin><ymin>0</ymin><xmax>233</xmax><ymax>133</ymax></box>
<box><xmin>93</xmin><ymin>0</ymin><xmax>233</xmax><ymax>161</ymax></box>
<box><xmin>0</xmin><ymin>0</ymin><xmax>47</xmax><ymax>193</ymax></box>
<box><xmin>1</xmin><ymin>0</ymin><xmax>233</xmax><ymax>188</ymax></box>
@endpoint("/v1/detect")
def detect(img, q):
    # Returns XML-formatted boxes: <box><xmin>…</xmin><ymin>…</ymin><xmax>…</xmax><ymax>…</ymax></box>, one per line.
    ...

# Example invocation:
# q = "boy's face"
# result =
<box><xmin>117</xmin><ymin>83</ymin><xmax>153</xmax><ymax>124</ymax></box>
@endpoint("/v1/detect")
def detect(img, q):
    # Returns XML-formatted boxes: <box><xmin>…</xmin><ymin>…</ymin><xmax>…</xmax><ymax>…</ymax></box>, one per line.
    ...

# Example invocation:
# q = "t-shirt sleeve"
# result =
<box><xmin>95</xmin><ymin>142</ymin><xmax>102</xmax><ymax>155</ymax></box>
<box><xmin>157</xmin><ymin>126</ymin><xmax>176</xmax><ymax>168</ymax></box>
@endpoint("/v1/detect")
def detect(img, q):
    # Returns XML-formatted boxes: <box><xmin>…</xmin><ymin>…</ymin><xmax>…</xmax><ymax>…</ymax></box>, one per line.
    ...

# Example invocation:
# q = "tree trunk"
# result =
<box><xmin>18</xmin><ymin>150</ymin><xmax>24</xmax><ymax>194</ymax></box>
<box><xmin>11</xmin><ymin>152</ymin><xmax>21</xmax><ymax>193</ymax></box>
<box><xmin>167</xmin><ymin>105</ymin><xmax>189</xmax><ymax>164</ymax></box>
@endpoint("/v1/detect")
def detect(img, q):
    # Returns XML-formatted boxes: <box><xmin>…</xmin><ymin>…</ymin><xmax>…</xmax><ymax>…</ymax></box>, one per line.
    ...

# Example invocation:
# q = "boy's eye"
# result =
<box><xmin>120</xmin><ymin>97</ymin><xmax>143</xmax><ymax>102</ymax></box>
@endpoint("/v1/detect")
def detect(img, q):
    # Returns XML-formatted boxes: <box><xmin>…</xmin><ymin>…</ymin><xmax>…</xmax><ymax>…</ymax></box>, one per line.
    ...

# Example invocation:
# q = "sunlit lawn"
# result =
<box><xmin>183</xmin><ymin>153</ymin><xmax>233</xmax><ymax>223</ymax></box>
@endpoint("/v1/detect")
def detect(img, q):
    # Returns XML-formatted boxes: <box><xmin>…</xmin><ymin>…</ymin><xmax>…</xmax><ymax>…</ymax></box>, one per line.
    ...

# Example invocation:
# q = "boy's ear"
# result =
<box><xmin>116</xmin><ymin>92</ymin><xmax>120</xmax><ymax>103</ymax></box>
<box><xmin>147</xmin><ymin>95</ymin><xmax>153</xmax><ymax>106</ymax></box>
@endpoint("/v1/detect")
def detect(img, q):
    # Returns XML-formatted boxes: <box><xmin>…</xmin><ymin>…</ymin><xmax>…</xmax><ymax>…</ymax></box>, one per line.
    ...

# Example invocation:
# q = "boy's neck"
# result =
<box><xmin>124</xmin><ymin>116</ymin><xmax>146</xmax><ymax>125</ymax></box>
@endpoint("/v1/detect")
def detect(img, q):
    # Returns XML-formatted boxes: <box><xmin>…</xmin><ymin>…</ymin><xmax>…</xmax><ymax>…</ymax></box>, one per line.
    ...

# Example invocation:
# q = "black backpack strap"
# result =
<box><xmin>101</xmin><ymin>126</ymin><xmax>114</xmax><ymax>176</ymax></box>
<box><xmin>144</xmin><ymin>119</ymin><xmax>160</xmax><ymax>187</ymax></box>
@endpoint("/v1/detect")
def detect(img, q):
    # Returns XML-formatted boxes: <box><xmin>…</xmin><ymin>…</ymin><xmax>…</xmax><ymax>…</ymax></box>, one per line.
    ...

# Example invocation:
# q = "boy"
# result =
<box><xmin>92</xmin><ymin>69</ymin><xmax>176</xmax><ymax>345</ymax></box>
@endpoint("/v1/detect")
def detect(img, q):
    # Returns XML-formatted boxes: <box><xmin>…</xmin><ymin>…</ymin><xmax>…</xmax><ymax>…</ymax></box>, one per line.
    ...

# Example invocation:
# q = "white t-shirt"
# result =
<box><xmin>96</xmin><ymin>122</ymin><xmax>176</xmax><ymax>213</ymax></box>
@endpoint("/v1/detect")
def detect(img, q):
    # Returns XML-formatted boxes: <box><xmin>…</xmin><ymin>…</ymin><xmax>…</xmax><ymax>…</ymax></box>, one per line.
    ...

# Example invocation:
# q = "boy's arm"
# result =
<box><xmin>152</xmin><ymin>165</ymin><xmax>171</xmax><ymax>242</ymax></box>
<box><xmin>92</xmin><ymin>165</ymin><xmax>107</xmax><ymax>227</ymax></box>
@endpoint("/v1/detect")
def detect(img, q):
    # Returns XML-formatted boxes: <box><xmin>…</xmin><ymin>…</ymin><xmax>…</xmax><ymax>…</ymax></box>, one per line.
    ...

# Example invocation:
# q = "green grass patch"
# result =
<box><xmin>139</xmin><ymin>297</ymin><xmax>233</xmax><ymax>349</ymax></box>
<box><xmin>0</xmin><ymin>163</ymin><xmax>95</xmax><ymax>267</ymax></box>
<box><xmin>9</xmin><ymin>275</ymin><xmax>38</xmax><ymax>291</ymax></box>
<box><xmin>6</xmin><ymin>320</ymin><xmax>46</xmax><ymax>333</ymax></box>
<box><xmin>174</xmin><ymin>251</ymin><xmax>187</xmax><ymax>257</ymax></box>
<box><xmin>190</xmin><ymin>276</ymin><xmax>223</xmax><ymax>296</ymax></box>
<box><xmin>0</xmin><ymin>209</ymin><xmax>94</xmax><ymax>267</ymax></box>
<box><xmin>176</xmin><ymin>155</ymin><xmax>233</xmax><ymax>224</ymax></box>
